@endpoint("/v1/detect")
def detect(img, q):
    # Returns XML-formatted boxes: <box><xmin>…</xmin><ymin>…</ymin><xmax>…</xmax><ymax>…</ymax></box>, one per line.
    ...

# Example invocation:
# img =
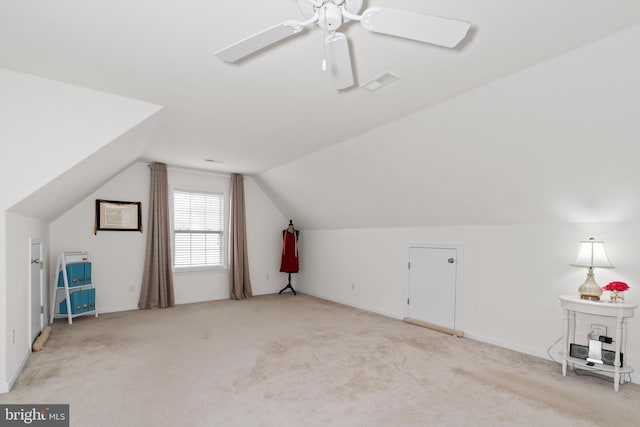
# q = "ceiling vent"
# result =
<box><xmin>361</xmin><ymin>72</ymin><xmax>399</xmax><ymax>91</ymax></box>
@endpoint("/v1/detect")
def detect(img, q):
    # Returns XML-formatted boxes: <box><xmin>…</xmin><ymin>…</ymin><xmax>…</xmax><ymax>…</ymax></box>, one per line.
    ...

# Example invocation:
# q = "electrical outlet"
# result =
<box><xmin>590</xmin><ymin>324</ymin><xmax>607</xmax><ymax>339</ymax></box>
<box><xmin>12</xmin><ymin>329</ymin><xmax>15</xmax><ymax>344</ymax></box>
<box><xmin>129</xmin><ymin>285</ymin><xmax>135</xmax><ymax>293</ymax></box>
<box><xmin>351</xmin><ymin>282</ymin><xmax>355</xmax><ymax>290</ymax></box>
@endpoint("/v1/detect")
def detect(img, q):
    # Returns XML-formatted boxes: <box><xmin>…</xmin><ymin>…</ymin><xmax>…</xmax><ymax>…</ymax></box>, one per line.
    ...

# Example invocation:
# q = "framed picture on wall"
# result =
<box><xmin>95</xmin><ymin>199</ymin><xmax>143</xmax><ymax>234</ymax></box>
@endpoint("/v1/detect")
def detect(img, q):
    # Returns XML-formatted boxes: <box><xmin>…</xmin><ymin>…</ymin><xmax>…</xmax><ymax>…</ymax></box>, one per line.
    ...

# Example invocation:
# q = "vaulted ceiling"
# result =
<box><xmin>2</xmin><ymin>1</ymin><xmax>639</xmax><ymax>174</ymax></box>
<box><xmin>2</xmin><ymin>1</ymin><xmax>640</xmax><ymax>228</ymax></box>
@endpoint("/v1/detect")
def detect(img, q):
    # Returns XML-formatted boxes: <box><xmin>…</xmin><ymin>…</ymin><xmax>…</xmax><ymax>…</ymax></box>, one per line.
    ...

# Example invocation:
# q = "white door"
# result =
<box><xmin>30</xmin><ymin>240</ymin><xmax>44</xmax><ymax>343</ymax></box>
<box><xmin>408</xmin><ymin>246</ymin><xmax>457</xmax><ymax>329</ymax></box>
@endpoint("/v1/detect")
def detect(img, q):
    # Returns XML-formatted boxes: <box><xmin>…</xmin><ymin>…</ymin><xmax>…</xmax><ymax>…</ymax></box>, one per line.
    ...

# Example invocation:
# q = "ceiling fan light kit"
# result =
<box><xmin>214</xmin><ymin>0</ymin><xmax>471</xmax><ymax>90</ymax></box>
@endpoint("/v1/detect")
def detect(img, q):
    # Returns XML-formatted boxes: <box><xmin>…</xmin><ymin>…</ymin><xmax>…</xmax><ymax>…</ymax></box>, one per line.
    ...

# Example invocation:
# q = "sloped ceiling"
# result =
<box><xmin>1</xmin><ymin>1</ymin><xmax>639</xmax><ymax>228</ymax></box>
<box><xmin>258</xmin><ymin>26</ymin><xmax>640</xmax><ymax>229</ymax></box>
<box><xmin>0</xmin><ymin>69</ymin><xmax>161</xmax><ymax>216</ymax></box>
<box><xmin>1</xmin><ymin>1</ymin><xmax>639</xmax><ymax>175</ymax></box>
<box><xmin>9</xmin><ymin>117</ymin><xmax>160</xmax><ymax>222</ymax></box>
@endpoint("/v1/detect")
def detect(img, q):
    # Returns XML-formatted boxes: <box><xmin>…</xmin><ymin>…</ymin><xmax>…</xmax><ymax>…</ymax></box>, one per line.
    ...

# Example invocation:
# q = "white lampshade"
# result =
<box><xmin>572</xmin><ymin>238</ymin><xmax>613</xmax><ymax>268</ymax></box>
<box><xmin>572</xmin><ymin>237</ymin><xmax>613</xmax><ymax>301</ymax></box>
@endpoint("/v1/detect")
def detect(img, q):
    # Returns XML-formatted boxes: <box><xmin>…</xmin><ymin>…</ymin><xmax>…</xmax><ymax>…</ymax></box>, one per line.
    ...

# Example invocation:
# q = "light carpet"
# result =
<box><xmin>1</xmin><ymin>294</ymin><xmax>639</xmax><ymax>426</ymax></box>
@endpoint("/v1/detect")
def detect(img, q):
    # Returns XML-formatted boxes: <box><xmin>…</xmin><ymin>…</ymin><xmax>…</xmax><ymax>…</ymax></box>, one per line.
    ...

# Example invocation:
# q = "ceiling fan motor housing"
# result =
<box><xmin>319</xmin><ymin>3</ymin><xmax>342</xmax><ymax>31</ymax></box>
<box><xmin>298</xmin><ymin>0</ymin><xmax>364</xmax><ymax>30</ymax></box>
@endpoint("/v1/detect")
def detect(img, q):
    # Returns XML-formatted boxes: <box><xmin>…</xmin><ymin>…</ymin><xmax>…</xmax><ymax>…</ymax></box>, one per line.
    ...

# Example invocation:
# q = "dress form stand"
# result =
<box><xmin>279</xmin><ymin>220</ymin><xmax>299</xmax><ymax>295</ymax></box>
<box><xmin>279</xmin><ymin>272</ymin><xmax>296</xmax><ymax>295</ymax></box>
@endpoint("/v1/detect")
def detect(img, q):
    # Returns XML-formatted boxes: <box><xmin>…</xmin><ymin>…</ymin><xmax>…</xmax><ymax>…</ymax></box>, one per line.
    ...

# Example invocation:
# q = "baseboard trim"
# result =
<box><xmin>98</xmin><ymin>305</ymin><xmax>139</xmax><ymax>314</ymax></box>
<box><xmin>1</xmin><ymin>347</ymin><xmax>31</xmax><ymax>394</ymax></box>
<box><xmin>299</xmin><ymin>289</ymin><xmax>404</xmax><ymax>321</ymax></box>
<box><xmin>92</xmin><ymin>296</ymin><xmax>231</xmax><ymax>314</ymax></box>
<box><xmin>175</xmin><ymin>295</ymin><xmax>228</xmax><ymax>305</ymax></box>
<box><xmin>464</xmin><ymin>332</ymin><xmax>550</xmax><ymax>360</ymax></box>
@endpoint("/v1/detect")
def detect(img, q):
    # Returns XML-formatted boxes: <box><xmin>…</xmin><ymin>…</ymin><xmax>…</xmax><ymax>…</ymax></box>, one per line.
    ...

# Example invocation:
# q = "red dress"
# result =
<box><xmin>280</xmin><ymin>230</ymin><xmax>299</xmax><ymax>273</ymax></box>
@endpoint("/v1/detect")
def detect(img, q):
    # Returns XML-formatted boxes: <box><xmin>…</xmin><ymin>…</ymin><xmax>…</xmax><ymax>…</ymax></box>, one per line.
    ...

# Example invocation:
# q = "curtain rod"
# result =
<box><xmin>147</xmin><ymin>163</ymin><xmax>231</xmax><ymax>178</ymax></box>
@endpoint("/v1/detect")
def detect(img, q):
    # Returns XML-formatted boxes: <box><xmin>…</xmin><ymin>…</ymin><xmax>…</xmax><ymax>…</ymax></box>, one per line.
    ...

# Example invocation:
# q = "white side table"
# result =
<box><xmin>559</xmin><ymin>295</ymin><xmax>636</xmax><ymax>391</ymax></box>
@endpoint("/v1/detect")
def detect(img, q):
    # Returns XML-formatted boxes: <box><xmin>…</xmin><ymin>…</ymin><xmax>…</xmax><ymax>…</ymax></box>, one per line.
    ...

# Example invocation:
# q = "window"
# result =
<box><xmin>172</xmin><ymin>189</ymin><xmax>224</xmax><ymax>270</ymax></box>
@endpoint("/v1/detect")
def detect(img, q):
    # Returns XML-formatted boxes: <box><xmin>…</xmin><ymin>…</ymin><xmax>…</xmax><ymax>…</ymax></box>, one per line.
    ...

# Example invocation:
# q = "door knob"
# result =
<box><xmin>448</xmin><ymin>258</ymin><xmax>455</xmax><ymax>264</ymax></box>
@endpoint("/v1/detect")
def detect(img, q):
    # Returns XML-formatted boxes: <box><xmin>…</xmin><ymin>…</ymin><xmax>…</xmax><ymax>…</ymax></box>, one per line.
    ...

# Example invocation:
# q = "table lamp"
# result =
<box><xmin>571</xmin><ymin>237</ymin><xmax>613</xmax><ymax>301</ymax></box>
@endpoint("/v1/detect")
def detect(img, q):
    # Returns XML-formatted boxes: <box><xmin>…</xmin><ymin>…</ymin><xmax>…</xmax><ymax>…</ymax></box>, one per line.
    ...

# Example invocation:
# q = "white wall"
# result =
<box><xmin>297</xmin><ymin>223</ymin><xmax>640</xmax><ymax>382</ymax></box>
<box><xmin>0</xmin><ymin>212</ymin><xmax>6</xmax><ymax>390</ymax></box>
<box><xmin>244</xmin><ymin>177</ymin><xmax>292</xmax><ymax>295</ymax></box>
<box><xmin>49</xmin><ymin>163</ymin><xmax>149</xmax><ymax>312</ymax></box>
<box><xmin>49</xmin><ymin>163</ymin><xmax>287</xmax><ymax>313</ymax></box>
<box><xmin>1</xmin><ymin>212</ymin><xmax>49</xmax><ymax>393</ymax></box>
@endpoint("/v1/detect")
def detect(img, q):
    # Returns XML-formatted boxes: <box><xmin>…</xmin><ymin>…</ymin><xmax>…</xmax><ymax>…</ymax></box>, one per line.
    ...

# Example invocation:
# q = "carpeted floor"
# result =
<box><xmin>1</xmin><ymin>294</ymin><xmax>639</xmax><ymax>426</ymax></box>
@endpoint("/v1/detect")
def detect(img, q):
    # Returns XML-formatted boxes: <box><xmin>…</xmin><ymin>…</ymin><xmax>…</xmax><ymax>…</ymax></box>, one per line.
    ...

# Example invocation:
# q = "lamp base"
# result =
<box><xmin>578</xmin><ymin>267</ymin><xmax>602</xmax><ymax>301</ymax></box>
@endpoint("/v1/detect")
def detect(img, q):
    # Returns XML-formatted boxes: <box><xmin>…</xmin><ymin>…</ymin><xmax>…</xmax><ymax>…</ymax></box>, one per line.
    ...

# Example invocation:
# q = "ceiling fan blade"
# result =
<box><xmin>215</xmin><ymin>21</ymin><xmax>305</xmax><ymax>62</ymax></box>
<box><xmin>324</xmin><ymin>32</ymin><xmax>354</xmax><ymax>90</ymax></box>
<box><xmin>360</xmin><ymin>8</ymin><xmax>470</xmax><ymax>48</ymax></box>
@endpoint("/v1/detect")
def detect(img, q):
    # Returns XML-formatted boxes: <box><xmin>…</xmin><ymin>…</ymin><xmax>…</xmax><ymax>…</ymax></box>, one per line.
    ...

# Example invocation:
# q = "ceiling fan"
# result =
<box><xmin>215</xmin><ymin>0</ymin><xmax>471</xmax><ymax>91</ymax></box>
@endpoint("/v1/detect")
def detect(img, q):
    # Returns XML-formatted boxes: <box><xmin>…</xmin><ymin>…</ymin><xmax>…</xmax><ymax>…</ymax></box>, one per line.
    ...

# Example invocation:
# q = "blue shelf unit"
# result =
<box><xmin>50</xmin><ymin>251</ymin><xmax>98</xmax><ymax>324</ymax></box>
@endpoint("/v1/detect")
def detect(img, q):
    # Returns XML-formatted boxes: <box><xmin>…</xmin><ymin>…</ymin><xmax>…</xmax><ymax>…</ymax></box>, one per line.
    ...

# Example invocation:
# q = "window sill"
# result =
<box><xmin>173</xmin><ymin>266</ymin><xmax>227</xmax><ymax>274</ymax></box>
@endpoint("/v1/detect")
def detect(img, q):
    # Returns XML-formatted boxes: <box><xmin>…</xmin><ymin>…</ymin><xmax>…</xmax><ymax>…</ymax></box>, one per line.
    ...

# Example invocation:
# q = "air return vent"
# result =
<box><xmin>361</xmin><ymin>72</ymin><xmax>399</xmax><ymax>91</ymax></box>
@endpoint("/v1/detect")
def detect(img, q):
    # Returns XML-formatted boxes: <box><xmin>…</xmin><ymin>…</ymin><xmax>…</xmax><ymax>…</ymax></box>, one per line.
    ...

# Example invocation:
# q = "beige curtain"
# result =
<box><xmin>229</xmin><ymin>173</ymin><xmax>253</xmax><ymax>300</ymax></box>
<box><xmin>139</xmin><ymin>163</ymin><xmax>175</xmax><ymax>309</ymax></box>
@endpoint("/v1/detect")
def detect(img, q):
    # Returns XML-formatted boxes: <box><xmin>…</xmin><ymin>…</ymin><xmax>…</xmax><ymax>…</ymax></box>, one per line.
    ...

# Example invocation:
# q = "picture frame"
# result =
<box><xmin>95</xmin><ymin>199</ymin><xmax>143</xmax><ymax>234</ymax></box>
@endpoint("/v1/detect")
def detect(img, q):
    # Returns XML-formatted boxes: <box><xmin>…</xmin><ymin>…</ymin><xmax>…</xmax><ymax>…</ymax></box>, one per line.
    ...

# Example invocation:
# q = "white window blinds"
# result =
<box><xmin>173</xmin><ymin>189</ymin><xmax>224</xmax><ymax>268</ymax></box>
